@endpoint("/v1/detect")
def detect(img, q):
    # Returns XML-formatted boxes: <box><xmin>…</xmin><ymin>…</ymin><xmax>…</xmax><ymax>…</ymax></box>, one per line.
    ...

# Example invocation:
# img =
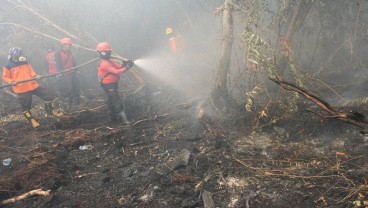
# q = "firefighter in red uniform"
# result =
<box><xmin>2</xmin><ymin>47</ymin><xmax>63</xmax><ymax>128</ymax></box>
<box><xmin>96</xmin><ymin>42</ymin><xmax>134</xmax><ymax>123</ymax></box>
<box><xmin>44</xmin><ymin>45</ymin><xmax>60</xmax><ymax>97</ymax></box>
<box><xmin>45</xmin><ymin>46</ymin><xmax>57</xmax><ymax>74</ymax></box>
<box><xmin>55</xmin><ymin>38</ymin><xmax>80</xmax><ymax>111</ymax></box>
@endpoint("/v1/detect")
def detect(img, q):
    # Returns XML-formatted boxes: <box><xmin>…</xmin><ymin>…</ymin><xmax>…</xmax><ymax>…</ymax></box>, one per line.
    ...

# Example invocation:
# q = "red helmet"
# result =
<box><xmin>96</xmin><ymin>42</ymin><xmax>113</xmax><ymax>51</ymax></box>
<box><xmin>60</xmin><ymin>38</ymin><xmax>72</xmax><ymax>45</ymax></box>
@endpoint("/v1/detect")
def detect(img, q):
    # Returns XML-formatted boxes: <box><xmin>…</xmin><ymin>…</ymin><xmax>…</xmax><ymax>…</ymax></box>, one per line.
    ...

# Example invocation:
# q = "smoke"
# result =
<box><xmin>133</xmin><ymin>47</ymin><xmax>213</xmax><ymax>99</ymax></box>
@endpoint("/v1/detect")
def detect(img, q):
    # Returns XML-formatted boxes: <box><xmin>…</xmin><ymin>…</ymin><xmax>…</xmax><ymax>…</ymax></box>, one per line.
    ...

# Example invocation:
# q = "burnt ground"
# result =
<box><xmin>0</xmin><ymin>81</ymin><xmax>367</xmax><ymax>208</ymax></box>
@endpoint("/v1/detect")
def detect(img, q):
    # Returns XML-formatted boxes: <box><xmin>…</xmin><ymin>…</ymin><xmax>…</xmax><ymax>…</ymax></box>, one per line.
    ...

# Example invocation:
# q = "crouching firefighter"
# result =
<box><xmin>96</xmin><ymin>42</ymin><xmax>134</xmax><ymax>123</ymax></box>
<box><xmin>2</xmin><ymin>47</ymin><xmax>63</xmax><ymax>128</ymax></box>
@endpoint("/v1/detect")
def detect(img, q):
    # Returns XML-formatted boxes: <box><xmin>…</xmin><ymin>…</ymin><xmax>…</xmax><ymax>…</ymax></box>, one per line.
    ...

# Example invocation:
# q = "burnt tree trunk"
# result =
<box><xmin>210</xmin><ymin>0</ymin><xmax>234</xmax><ymax>113</ymax></box>
<box><xmin>278</xmin><ymin>0</ymin><xmax>313</xmax><ymax>73</ymax></box>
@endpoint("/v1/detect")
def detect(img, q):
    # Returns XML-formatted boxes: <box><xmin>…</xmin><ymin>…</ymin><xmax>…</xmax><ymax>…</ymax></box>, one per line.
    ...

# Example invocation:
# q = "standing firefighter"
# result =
<box><xmin>96</xmin><ymin>42</ymin><xmax>134</xmax><ymax>123</ymax></box>
<box><xmin>2</xmin><ymin>47</ymin><xmax>63</xmax><ymax>128</ymax></box>
<box><xmin>44</xmin><ymin>45</ymin><xmax>60</xmax><ymax>97</ymax></box>
<box><xmin>166</xmin><ymin>27</ymin><xmax>184</xmax><ymax>54</ymax></box>
<box><xmin>55</xmin><ymin>37</ymin><xmax>80</xmax><ymax>111</ymax></box>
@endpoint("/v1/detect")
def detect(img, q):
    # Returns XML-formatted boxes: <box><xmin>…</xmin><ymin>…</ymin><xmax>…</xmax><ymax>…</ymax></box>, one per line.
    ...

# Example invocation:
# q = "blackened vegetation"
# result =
<box><xmin>270</xmin><ymin>77</ymin><xmax>368</xmax><ymax>132</ymax></box>
<box><xmin>0</xmin><ymin>80</ymin><xmax>367</xmax><ymax>208</ymax></box>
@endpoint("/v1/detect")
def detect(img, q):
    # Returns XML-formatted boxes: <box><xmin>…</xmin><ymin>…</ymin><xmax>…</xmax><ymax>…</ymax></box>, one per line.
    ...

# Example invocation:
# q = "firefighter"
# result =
<box><xmin>44</xmin><ymin>45</ymin><xmax>60</xmax><ymax>97</ymax></box>
<box><xmin>96</xmin><ymin>42</ymin><xmax>134</xmax><ymax>123</ymax></box>
<box><xmin>166</xmin><ymin>27</ymin><xmax>184</xmax><ymax>54</ymax></box>
<box><xmin>2</xmin><ymin>47</ymin><xmax>63</xmax><ymax>128</ymax></box>
<box><xmin>55</xmin><ymin>37</ymin><xmax>80</xmax><ymax>111</ymax></box>
<box><xmin>45</xmin><ymin>46</ymin><xmax>57</xmax><ymax>74</ymax></box>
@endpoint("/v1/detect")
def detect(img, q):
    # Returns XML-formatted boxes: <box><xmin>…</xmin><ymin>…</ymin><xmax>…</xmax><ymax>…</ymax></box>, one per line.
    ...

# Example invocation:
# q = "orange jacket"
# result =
<box><xmin>98</xmin><ymin>59</ymin><xmax>127</xmax><ymax>84</ymax></box>
<box><xmin>2</xmin><ymin>61</ymin><xmax>39</xmax><ymax>93</ymax></box>
<box><xmin>169</xmin><ymin>36</ymin><xmax>183</xmax><ymax>54</ymax></box>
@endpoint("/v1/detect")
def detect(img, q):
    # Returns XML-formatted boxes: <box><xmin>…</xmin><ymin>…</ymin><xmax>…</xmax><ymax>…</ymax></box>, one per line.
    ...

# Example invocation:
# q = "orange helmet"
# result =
<box><xmin>96</xmin><ymin>42</ymin><xmax>113</xmax><ymax>51</ymax></box>
<box><xmin>60</xmin><ymin>38</ymin><xmax>72</xmax><ymax>45</ymax></box>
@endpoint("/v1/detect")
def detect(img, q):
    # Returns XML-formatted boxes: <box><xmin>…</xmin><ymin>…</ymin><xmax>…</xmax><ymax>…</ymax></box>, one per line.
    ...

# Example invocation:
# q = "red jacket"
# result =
<box><xmin>44</xmin><ymin>51</ymin><xmax>57</xmax><ymax>74</ymax></box>
<box><xmin>98</xmin><ymin>59</ymin><xmax>127</xmax><ymax>84</ymax></box>
<box><xmin>55</xmin><ymin>50</ymin><xmax>76</xmax><ymax>72</ymax></box>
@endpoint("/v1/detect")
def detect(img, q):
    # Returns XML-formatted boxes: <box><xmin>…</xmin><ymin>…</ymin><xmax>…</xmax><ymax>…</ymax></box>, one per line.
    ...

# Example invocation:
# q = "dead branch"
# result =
<box><xmin>131</xmin><ymin>113</ymin><xmax>169</xmax><ymax>126</ymax></box>
<box><xmin>6</xmin><ymin>0</ymin><xmax>78</xmax><ymax>39</ymax></box>
<box><xmin>75</xmin><ymin>172</ymin><xmax>99</xmax><ymax>179</ymax></box>
<box><xmin>0</xmin><ymin>189</ymin><xmax>50</xmax><ymax>206</ymax></box>
<box><xmin>269</xmin><ymin>77</ymin><xmax>368</xmax><ymax>130</ymax></box>
<box><xmin>0</xmin><ymin>22</ymin><xmax>96</xmax><ymax>52</ymax></box>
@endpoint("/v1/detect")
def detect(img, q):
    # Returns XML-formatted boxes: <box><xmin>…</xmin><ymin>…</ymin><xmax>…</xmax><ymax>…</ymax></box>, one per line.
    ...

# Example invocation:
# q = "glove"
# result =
<box><xmin>122</xmin><ymin>60</ymin><xmax>134</xmax><ymax>70</ymax></box>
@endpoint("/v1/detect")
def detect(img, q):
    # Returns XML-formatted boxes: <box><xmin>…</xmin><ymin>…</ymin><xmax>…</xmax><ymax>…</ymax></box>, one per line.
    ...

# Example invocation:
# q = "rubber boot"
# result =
<box><xmin>45</xmin><ymin>102</ymin><xmax>63</xmax><ymax>117</ymax></box>
<box><xmin>117</xmin><ymin>110</ymin><xmax>130</xmax><ymax>125</ymax></box>
<box><xmin>23</xmin><ymin>111</ymin><xmax>40</xmax><ymax>128</ymax></box>
<box><xmin>44</xmin><ymin>102</ymin><xmax>53</xmax><ymax>116</ymax></box>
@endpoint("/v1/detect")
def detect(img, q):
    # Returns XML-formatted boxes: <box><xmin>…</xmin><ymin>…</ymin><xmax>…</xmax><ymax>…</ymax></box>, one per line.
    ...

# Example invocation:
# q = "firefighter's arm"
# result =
<box><xmin>121</xmin><ymin>60</ymin><xmax>134</xmax><ymax>69</ymax></box>
<box><xmin>2</xmin><ymin>66</ymin><xmax>13</xmax><ymax>84</ymax></box>
<box><xmin>102</xmin><ymin>61</ymin><xmax>127</xmax><ymax>75</ymax></box>
<box><xmin>27</xmin><ymin>65</ymin><xmax>41</xmax><ymax>80</ymax></box>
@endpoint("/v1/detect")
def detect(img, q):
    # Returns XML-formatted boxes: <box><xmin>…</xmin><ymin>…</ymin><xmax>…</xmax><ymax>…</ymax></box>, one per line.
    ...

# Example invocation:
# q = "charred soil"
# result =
<box><xmin>0</xmin><ymin>84</ymin><xmax>367</xmax><ymax>208</ymax></box>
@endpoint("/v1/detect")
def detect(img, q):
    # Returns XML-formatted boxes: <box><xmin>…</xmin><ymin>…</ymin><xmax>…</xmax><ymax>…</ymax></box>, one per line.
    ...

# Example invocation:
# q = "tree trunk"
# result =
<box><xmin>211</xmin><ymin>0</ymin><xmax>234</xmax><ymax>112</ymax></box>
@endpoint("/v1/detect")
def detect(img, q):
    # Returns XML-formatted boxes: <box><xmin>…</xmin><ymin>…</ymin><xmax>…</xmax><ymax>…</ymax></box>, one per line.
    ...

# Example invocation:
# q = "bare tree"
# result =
<box><xmin>210</xmin><ymin>0</ymin><xmax>234</xmax><ymax>113</ymax></box>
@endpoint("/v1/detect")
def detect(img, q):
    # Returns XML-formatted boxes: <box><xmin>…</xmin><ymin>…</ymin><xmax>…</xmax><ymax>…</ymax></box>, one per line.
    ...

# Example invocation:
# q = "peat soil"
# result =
<box><xmin>0</xmin><ymin>82</ymin><xmax>367</xmax><ymax>208</ymax></box>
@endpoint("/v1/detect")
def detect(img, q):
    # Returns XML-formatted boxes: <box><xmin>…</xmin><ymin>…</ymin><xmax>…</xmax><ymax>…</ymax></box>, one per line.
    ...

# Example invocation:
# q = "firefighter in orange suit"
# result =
<box><xmin>55</xmin><ymin>38</ymin><xmax>80</xmax><ymax>111</ymax></box>
<box><xmin>2</xmin><ymin>47</ymin><xmax>63</xmax><ymax>128</ymax></box>
<box><xmin>166</xmin><ymin>27</ymin><xmax>184</xmax><ymax>54</ymax></box>
<box><xmin>96</xmin><ymin>42</ymin><xmax>134</xmax><ymax>123</ymax></box>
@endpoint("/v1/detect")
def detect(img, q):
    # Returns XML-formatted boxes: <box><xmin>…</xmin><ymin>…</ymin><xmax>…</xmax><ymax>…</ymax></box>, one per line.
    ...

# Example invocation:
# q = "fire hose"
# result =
<box><xmin>0</xmin><ymin>57</ymin><xmax>145</xmax><ymax>91</ymax></box>
<box><xmin>0</xmin><ymin>58</ymin><xmax>99</xmax><ymax>89</ymax></box>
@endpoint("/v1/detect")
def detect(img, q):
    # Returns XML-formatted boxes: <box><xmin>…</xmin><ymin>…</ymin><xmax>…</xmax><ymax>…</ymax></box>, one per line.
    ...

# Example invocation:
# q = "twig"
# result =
<box><xmin>131</xmin><ymin>113</ymin><xmax>169</xmax><ymax>126</ymax></box>
<box><xmin>0</xmin><ymin>189</ymin><xmax>50</xmax><ymax>206</ymax></box>
<box><xmin>75</xmin><ymin>172</ymin><xmax>99</xmax><ymax>179</ymax></box>
<box><xmin>337</xmin><ymin>184</ymin><xmax>368</xmax><ymax>204</ymax></box>
<box><xmin>262</xmin><ymin>171</ymin><xmax>339</xmax><ymax>179</ymax></box>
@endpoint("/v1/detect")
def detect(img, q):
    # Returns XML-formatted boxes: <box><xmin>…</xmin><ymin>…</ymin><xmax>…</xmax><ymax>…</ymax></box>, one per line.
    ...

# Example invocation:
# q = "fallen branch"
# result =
<box><xmin>6</xmin><ymin>0</ymin><xmax>77</xmax><ymax>39</ymax></box>
<box><xmin>269</xmin><ymin>77</ymin><xmax>368</xmax><ymax>130</ymax></box>
<box><xmin>131</xmin><ymin>113</ymin><xmax>169</xmax><ymax>126</ymax></box>
<box><xmin>0</xmin><ymin>189</ymin><xmax>50</xmax><ymax>206</ymax></box>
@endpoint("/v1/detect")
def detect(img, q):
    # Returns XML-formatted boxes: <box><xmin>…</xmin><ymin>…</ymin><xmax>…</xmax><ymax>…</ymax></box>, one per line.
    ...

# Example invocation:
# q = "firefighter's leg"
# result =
<box><xmin>34</xmin><ymin>86</ymin><xmax>63</xmax><ymax>117</ymax></box>
<box><xmin>44</xmin><ymin>101</ymin><xmax>63</xmax><ymax>117</ymax></box>
<box><xmin>23</xmin><ymin>111</ymin><xmax>40</xmax><ymax>128</ymax></box>
<box><xmin>109</xmin><ymin>84</ymin><xmax>129</xmax><ymax>124</ymax></box>
<box><xmin>103</xmin><ymin>83</ymin><xmax>119</xmax><ymax>122</ymax></box>
<box><xmin>19</xmin><ymin>91</ymin><xmax>40</xmax><ymax>128</ymax></box>
<box><xmin>58</xmin><ymin>74</ymin><xmax>73</xmax><ymax>112</ymax></box>
<box><xmin>71</xmin><ymin>73</ymin><xmax>81</xmax><ymax>107</ymax></box>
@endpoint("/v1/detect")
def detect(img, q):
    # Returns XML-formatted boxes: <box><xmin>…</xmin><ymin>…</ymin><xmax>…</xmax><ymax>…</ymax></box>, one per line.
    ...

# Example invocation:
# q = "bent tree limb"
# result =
<box><xmin>269</xmin><ymin>77</ymin><xmax>368</xmax><ymax>130</ymax></box>
<box><xmin>0</xmin><ymin>189</ymin><xmax>50</xmax><ymax>206</ymax></box>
